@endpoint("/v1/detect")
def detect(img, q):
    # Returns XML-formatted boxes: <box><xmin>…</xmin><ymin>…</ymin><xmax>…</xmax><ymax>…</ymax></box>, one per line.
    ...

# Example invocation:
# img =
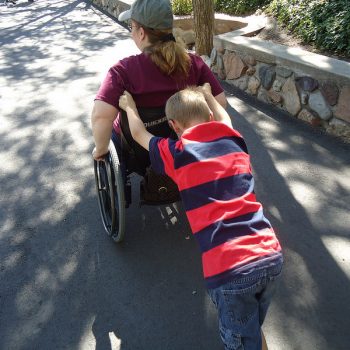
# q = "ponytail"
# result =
<box><xmin>140</xmin><ymin>25</ymin><xmax>191</xmax><ymax>78</ymax></box>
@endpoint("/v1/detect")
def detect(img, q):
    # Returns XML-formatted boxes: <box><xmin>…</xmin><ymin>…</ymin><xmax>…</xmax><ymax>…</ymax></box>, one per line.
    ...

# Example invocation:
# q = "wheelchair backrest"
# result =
<box><xmin>120</xmin><ymin>107</ymin><xmax>176</xmax><ymax>145</ymax></box>
<box><xmin>120</xmin><ymin>106</ymin><xmax>175</xmax><ymax>140</ymax></box>
<box><xmin>119</xmin><ymin>107</ymin><xmax>177</xmax><ymax>175</ymax></box>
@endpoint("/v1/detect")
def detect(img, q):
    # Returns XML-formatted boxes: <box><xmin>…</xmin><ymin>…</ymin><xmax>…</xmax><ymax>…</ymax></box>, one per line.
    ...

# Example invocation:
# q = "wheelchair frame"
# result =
<box><xmin>94</xmin><ymin>107</ymin><xmax>180</xmax><ymax>243</ymax></box>
<box><xmin>94</xmin><ymin>140</ymin><xmax>126</xmax><ymax>242</ymax></box>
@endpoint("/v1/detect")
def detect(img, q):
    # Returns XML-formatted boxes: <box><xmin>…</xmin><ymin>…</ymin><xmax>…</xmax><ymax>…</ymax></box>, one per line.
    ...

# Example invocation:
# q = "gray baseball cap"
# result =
<box><xmin>118</xmin><ymin>0</ymin><xmax>173</xmax><ymax>29</ymax></box>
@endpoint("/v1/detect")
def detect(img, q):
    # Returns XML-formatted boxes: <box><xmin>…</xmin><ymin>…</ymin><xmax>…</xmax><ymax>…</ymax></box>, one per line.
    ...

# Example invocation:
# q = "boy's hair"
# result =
<box><xmin>165</xmin><ymin>87</ymin><xmax>211</xmax><ymax>127</ymax></box>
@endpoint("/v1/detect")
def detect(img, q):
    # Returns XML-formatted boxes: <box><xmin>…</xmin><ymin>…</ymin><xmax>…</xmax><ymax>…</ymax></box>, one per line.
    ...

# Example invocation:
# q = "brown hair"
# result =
<box><xmin>165</xmin><ymin>87</ymin><xmax>211</xmax><ymax>127</ymax></box>
<box><xmin>136</xmin><ymin>22</ymin><xmax>191</xmax><ymax>77</ymax></box>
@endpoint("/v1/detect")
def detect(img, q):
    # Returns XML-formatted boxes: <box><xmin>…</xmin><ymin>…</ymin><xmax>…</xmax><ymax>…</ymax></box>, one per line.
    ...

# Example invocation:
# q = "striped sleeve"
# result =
<box><xmin>149</xmin><ymin>137</ymin><xmax>177</xmax><ymax>178</ymax></box>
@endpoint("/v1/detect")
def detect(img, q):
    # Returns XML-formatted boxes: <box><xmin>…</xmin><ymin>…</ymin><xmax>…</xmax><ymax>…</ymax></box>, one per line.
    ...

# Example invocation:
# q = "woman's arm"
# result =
<box><xmin>202</xmin><ymin>84</ymin><xmax>232</xmax><ymax>127</ymax></box>
<box><xmin>91</xmin><ymin>100</ymin><xmax>118</xmax><ymax>160</ymax></box>
<box><xmin>195</xmin><ymin>53</ymin><xmax>228</xmax><ymax>109</ymax></box>
<box><xmin>214</xmin><ymin>91</ymin><xmax>227</xmax><ymax>109</ymax></box>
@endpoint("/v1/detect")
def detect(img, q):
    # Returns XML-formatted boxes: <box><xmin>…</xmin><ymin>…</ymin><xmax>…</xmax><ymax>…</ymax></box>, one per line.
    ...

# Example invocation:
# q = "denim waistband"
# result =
<box><xmin>206</xmin><ymin>252</ymin><xmax>283</xmax><ymax>289</ymax></box>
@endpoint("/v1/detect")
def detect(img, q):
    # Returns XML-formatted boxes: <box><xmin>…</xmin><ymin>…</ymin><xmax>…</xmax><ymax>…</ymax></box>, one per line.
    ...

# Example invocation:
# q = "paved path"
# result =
<box><xmin>1</xmin><ymin>1</ymin><xmax>349</xmax><ymax>349</ymax></box>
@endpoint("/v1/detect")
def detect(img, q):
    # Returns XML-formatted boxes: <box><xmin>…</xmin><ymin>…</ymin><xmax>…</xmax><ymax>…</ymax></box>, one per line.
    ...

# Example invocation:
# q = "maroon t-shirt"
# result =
<box><xmin>95</xmin><ymin>52</ymin><xmax>224</xmax><ymax>131</ymax></box>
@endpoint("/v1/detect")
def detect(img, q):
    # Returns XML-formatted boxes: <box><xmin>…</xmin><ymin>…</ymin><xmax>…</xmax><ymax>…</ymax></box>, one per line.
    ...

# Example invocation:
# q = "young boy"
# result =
<box><xmin>119</xmin><ymin>85</ymin><xmax>283</xmax><ymax>350</ymax></box>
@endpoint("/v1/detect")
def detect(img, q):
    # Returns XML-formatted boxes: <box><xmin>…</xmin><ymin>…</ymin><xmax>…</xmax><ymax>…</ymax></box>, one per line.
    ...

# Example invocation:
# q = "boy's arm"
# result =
<box><xmin>201</xmin><ymin>84</ymin><xmax>232</xmax><ymax>128</ymax></box>
<box><xmin>119</xmin><ymin>91</ymin><xmax>153</xmax><ymax>151</ymax></box>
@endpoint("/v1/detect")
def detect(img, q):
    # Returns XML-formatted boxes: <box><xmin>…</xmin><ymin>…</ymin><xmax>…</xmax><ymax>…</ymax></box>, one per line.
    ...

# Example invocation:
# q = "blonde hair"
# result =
<box><xmin>165</xmin><ymin>87</ymin><xmax>211</xmax><ymax>127</ymax></box>
<box><xmin>138</xmin><ymin>23</ymin><xmax>191</xmax><ymax>77</ymax></box>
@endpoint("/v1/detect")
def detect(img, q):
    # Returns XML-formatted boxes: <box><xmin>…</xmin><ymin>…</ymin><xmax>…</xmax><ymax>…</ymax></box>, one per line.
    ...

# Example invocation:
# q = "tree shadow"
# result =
<box><xmin>0</xmin><ymin>2</ymin><xmax>222</xmax><ymax>350</ymax></box>
<box><xmin>0</xmin><ymin>138</ymin><xmax>222</xmax><ymax>349</ymax></box>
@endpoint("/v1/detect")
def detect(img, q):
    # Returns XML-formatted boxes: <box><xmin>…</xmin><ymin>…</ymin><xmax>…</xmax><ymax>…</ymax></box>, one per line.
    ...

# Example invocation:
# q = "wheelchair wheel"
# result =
<box><xmin>94</xmin><ymin>141</ymin><xmax>126</xmax><ymax>243</ymax></box>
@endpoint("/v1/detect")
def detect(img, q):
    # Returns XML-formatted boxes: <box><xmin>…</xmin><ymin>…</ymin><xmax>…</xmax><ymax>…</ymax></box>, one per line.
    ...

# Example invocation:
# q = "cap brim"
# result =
<box><xmin>118</xmin><ymin>9</ymin><xmax>132</xmax><ymax>22</ymax></box>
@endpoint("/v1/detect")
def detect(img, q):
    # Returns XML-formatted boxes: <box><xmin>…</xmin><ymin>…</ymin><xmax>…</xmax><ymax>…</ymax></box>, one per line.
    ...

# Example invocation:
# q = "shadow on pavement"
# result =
<box><xmin>1</xmin><ymin>1</ymin><xmax>349</xmax><ymax>350</ymax></box>
<box><xmin>1</xmin><ymin>1</ymin><xmax>220</xmax><ymax>349</ymax></box>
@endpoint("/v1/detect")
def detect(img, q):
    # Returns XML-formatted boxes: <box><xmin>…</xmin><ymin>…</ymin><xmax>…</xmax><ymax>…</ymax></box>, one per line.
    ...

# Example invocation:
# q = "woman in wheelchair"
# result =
<box><xmin>91</xmin><ymin>0</ymin><xmax>227</xmax><ymax>241</ymax></box>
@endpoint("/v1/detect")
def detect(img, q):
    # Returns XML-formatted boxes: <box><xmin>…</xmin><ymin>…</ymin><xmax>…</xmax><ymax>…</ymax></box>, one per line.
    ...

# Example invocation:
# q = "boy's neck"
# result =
<box><xmin>176</xmin><ymin>118</ymin><xmax>209</xmax><ymax>137</ymax></box>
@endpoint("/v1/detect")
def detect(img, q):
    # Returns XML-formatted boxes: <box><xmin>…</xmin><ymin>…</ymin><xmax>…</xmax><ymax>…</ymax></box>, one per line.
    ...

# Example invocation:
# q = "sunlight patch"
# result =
<box><xmin>59</xmin><ymin>258</ymin><xmax>78</xmax><ymax>282</ymax></box>
<box><xmin>12</xmin><ymin>300</ymin><xmax>54</xmax><ymax>345</ymax></box>
<box><xmin>288</xmin><ymin>180</ymin><xmax>320</xmax><ymax>212</ymax></box>
<box><xmin>288</xmin><ymin>250</ymin><xmax>318</xmax><ymax>308</ymax></box>
<box><xmin>268</xmin><ymin>138</ymin><xmax>289</xmax><ymax>152</ymax></box>
<box><xmin>268</xmin><ymin>204</ymin><xmax>282</xmax><ymax>222</ymax></box>
<box><xmin>2</xmin><ymin>251</ymin><xmax>22</xmax><ymax>269</ymax></box>
<box><xmin>0</xmin><ymin>218</ymin><xmax>15</xmax><ymax>238</ymax></box>
<box><xmin>109</xmin><ymin>332</ymin><xmax>122</xmax><ymax>350</ymax></box>
<box><xmin>321</xmin><ymin>235</ymin><xmax>350</xmax><ymax>280</ymax></box>
<box><xmin>78</xmin><ymin>316</ymin><xmax>96</xmax><ymax>350</ymax></box>
<box><xmin>34</xmin><ymin>267</ymin><xmax>58</xmax><ymax>291</ymax></box>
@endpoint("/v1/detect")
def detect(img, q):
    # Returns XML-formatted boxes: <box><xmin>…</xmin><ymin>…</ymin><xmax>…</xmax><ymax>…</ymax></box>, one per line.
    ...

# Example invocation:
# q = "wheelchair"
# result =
<box><xmin>94</xmin><ymin>107</ymin><xmax>180</xmax><ymax>243</ymax></box>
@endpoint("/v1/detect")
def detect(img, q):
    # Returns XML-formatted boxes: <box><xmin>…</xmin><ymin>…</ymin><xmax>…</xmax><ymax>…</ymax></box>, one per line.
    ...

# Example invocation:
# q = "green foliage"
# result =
<box><xmin>215</xmin><ymin>0</ymin><xmax>271</xmax><ymax>15</ymax></box>
<box><xmin>172</xmin><ymin>0</ymin><xmax>270</xmax><ymax>16</ymax></box>
<box><xmin>266</xmin><ymin>0</ymin><xmax>350</xmax><ymax>56</ymax></box>
<box><xmin>171</xmin><ymin>0</ymin><xmax>193</xmax><ymax>15</ymax></box>
<box><xmin>172</xmin><ymin>0</ymin><xmax>350</xmax><ymax>57</ymax></box>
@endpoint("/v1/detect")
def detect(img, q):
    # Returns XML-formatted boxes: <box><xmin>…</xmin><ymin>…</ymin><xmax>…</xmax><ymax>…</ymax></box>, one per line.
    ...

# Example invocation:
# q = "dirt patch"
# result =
<box><xmin>254</xmin><ymin>15</ymin><xmax>350</xmax><ymax>63</ymax></box>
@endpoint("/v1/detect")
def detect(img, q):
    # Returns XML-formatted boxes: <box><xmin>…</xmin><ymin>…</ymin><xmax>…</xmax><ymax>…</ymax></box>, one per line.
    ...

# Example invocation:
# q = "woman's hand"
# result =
<box><xmin>201</xmin><ymin>82</ymin><xmax>212</xmax><ymax>95</ymax></box>
<box><xmin>119</xmin><ymin>91</ymin><xmax>137</xmax><ymax>112</ymax></box>
<box><xmin>196</xmin><ymin>83</ymin><xmax>212</xmax><ymax>97</ymax></box>
<box><xmin>92</xmin><ymin>146</ymin><xmax>109</xmax><ymax>161</ymax></box>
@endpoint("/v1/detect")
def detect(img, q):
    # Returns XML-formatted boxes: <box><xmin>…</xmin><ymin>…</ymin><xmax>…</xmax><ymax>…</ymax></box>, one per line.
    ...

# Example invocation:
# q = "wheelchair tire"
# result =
<box><xmin>94</xmin><ymin>140</ymin><xmax>126</xmax><ymax>243</ymax></box>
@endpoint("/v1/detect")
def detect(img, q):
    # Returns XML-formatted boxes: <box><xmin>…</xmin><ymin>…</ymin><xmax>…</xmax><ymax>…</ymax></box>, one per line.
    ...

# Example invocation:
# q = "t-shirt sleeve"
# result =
<box><xmin>195</xmin><ymin>55</ymin><xmax>224</xmax><ymax>97</ymax></box>
<box><xmin>149</xmin><ymin>137</ymin><xmax>167</xmax><ymax>175</ymax></box>
<box><xmin>149</xmin><ymin>136</ymin><xmax>177</xmax><ymax>178</ymax></box>
<box><xmin>95</xmin><ymin>61</ymin><xmax>129</xmax><ymax>109</ymax></box>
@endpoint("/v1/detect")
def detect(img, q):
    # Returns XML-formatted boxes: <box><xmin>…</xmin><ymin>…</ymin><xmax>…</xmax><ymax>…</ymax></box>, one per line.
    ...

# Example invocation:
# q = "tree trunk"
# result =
<box><xmin>192</xmin><ymin>0</ymin><xmax>214</xmax><ymax>56</ymax></box>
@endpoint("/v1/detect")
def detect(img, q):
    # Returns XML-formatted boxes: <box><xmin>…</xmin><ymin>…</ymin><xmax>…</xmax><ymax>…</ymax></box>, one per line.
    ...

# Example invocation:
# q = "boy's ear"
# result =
<box><xmin>209</xmin><ymin>111</ymin><xmax>214</xmax><ymax>121</ymax></box>
<box><xmin>168</xmin><ymin>119</ymin><xmax>182</xmax><ymax>134</ymax></box>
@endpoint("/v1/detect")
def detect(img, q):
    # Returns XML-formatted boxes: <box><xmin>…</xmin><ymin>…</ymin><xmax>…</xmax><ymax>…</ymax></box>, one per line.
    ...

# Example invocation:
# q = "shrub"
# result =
<box><xmin>266</xmin><ymin>0</ymin><xmax>350</xmax><ymax>56</ymax></box>
<box><xmin>172</xmin><ymin>0</ymin><xmax>350</xmax><ymax>57</ymax></box>
<box><xmin>171</xmin><ymin>0</ymin><xmax>192</xmax><ymax>15</ymax></box>
<box><xmin>215</xmin><ymin>0</ymin><xmax>271</xmax><ymax>15</ymax></box>
<box><xmin>172</xmin><ymin>0</ymin><xmax>270</xmax><ymax>16</ymax></box>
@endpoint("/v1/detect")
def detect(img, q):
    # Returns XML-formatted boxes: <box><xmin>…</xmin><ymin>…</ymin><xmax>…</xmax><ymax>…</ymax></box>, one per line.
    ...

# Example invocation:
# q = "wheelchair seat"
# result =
<box><xmin>118</xmin><ymin>107</ymin><xmax>180</xmax><ymax>205</ymax></box>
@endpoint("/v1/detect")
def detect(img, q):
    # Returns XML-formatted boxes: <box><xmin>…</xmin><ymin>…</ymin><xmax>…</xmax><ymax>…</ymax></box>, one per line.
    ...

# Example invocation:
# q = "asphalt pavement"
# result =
<box><xmin>1</xmin><ymin>1</ymin><xmax>350</xmax><ymax>349</ymax></box>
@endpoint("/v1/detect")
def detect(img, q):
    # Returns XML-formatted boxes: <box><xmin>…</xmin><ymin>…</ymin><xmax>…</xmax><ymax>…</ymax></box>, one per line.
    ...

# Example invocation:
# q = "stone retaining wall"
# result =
<box><xmin>209</xmin><ymin>38</ymin><xmax>350</xmax><ymax>141</ymax></box>
<box><xmin>91</xmin><ymin>0</ymin><xmax>131</xmax><ymax>19</ymax></box>
<box><xmin>91</xmin><ymin>0</ymin><xmax>350</xmax><ymax>142</ymax></box>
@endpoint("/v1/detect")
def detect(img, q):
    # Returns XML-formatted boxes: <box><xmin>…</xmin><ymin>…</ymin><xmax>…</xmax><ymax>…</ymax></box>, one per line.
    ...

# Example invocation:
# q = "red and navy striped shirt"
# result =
<box><xmin>149</xmin><ymin>121</ymin><xmax>282</xmax><ymax>289</ymax></box>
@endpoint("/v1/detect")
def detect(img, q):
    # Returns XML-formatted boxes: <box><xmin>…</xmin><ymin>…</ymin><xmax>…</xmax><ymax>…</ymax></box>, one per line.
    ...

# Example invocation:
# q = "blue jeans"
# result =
<box><xmin>208</xmin><ymin>262</ymin><xmax>283</xmax><ymax>350</ymax></box>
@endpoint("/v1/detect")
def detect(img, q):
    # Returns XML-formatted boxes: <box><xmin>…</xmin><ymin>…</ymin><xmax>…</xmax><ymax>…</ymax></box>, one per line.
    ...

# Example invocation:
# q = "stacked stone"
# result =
<box><xmin>208</xmin><ymin>48</ymin><xmax>350</xmax><ymax>141</ymax></box>
<box><xmin>92</xmin><ymin>0</ymin><xmax>130</xmax><ymax>20</ymax></box>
